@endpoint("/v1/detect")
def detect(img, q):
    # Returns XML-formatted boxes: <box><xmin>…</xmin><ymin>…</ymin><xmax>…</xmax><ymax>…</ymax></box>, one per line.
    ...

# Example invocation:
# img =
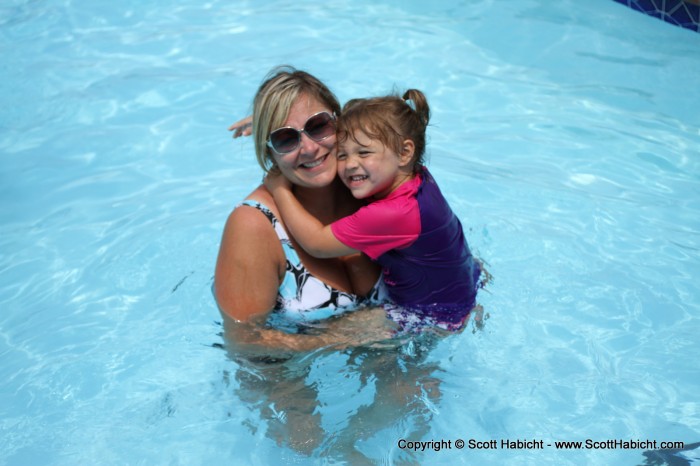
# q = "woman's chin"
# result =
<box><xmin>296</xmin><ymin>169</ymin><xmax>337</xmax><ymax>189</ymax></box>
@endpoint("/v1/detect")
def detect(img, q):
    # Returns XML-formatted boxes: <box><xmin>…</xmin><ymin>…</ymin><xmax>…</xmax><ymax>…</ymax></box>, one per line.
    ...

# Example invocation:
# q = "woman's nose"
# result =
<box><xmin>299</xmin><ymin>131</ymin><xmax>319</xmax><ymax>154</ymax></box>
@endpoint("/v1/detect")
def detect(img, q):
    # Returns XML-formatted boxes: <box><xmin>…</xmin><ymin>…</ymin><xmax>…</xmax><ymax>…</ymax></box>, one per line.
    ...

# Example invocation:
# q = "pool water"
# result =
<box><xmin>1</xmin><ymin>0</ymin><xmax>699</xmax><ymax>464</ymax></box>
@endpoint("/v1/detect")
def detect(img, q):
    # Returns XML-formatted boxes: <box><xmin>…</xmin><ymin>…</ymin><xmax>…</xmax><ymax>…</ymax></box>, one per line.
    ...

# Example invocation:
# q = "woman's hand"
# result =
<box><xmin>264</xmin><ymin>170</ymin><xmax>292</xmax><ymax>195</ymax></box>
<box><xmin>229</xmin><ymin>115</ymin><xmax>253</xmax><ymax>138</ymax></box>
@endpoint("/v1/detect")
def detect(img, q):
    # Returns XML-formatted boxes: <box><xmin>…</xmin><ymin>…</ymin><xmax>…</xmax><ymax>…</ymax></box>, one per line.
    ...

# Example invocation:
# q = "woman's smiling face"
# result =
<box><xmin>270</xmin><ymin>93</ymin><xmax>338</xmax><ymax>189</ymax></box>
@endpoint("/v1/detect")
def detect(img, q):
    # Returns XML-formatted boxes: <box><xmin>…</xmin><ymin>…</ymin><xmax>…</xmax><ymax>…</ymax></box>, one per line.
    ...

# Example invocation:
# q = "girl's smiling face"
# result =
<box><xmin>337</xmin><ymin>129</ymin><xmax>414</xmax><ymax>200</ymax></box>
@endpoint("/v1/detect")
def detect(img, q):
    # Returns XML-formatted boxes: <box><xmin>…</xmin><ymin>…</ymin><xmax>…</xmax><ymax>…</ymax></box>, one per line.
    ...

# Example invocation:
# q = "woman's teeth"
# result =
<box><xmin>300</xmin><ymin>155</ymin><xmax>326</xmax><ymax>169</ymax></box>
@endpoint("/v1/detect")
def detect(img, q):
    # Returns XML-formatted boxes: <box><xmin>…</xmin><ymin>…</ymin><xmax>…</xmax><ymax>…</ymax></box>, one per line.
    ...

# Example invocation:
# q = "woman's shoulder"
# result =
<box><xmin>224</xmin><ymin>186</ymin><xmax>279</xmax><ymax>236</ymax></box>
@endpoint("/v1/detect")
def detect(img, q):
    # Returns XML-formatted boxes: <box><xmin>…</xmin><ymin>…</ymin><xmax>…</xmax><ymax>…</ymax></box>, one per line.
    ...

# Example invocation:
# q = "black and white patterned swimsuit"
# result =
<box><xmin>237</xmin><ymin>201</ymin><xmax>386</xmax><ymax>332</ymax></box>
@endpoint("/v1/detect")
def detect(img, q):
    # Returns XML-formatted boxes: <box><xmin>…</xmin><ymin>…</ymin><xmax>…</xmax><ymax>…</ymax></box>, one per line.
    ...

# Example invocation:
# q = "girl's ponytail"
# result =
<box><xmin>402</xmin><ymin>89</ymin><xmax>430</xmax><ymax>128</ymax></box>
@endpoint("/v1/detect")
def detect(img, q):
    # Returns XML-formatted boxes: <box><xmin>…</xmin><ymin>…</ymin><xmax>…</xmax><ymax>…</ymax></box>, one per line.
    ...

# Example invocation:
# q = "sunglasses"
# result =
<box><xmin>266</xmin><ymin>111</ymin><xmax>336</xmax><ymax>154</ymax></box>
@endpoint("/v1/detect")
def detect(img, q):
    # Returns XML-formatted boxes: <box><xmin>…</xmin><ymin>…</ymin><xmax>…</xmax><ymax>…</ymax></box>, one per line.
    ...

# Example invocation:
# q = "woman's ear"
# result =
<box><xmin>398</xmin><ymin>139</ymin><xmax>415</xmax><ymax>167</ymax></box>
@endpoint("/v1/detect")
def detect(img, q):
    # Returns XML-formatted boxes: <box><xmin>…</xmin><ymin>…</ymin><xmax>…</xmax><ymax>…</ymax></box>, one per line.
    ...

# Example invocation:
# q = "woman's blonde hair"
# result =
<box><xmin>337</xmin><ymin>89</ymin><xmax>430</xmax><ymax>173</ymax></box>
<box><xmin>252</xmin><ymin>66</ymin><xmax>341</xmax><ymax>172</ymax></box>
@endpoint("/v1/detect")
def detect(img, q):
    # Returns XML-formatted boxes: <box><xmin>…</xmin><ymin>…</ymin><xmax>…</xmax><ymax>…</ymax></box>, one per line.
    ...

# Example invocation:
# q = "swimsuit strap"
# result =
<box><xmin>237</xmin><ymin>200</ymin><xmax>300</xmax><ymax>263</ymax></box>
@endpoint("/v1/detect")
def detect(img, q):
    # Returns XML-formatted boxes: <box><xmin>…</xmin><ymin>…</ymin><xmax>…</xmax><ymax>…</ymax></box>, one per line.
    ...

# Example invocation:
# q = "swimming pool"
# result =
<box><xmin>1</xmin><ymin>0</ymin><xmax>699</xmax><ymax>464</ymax></box>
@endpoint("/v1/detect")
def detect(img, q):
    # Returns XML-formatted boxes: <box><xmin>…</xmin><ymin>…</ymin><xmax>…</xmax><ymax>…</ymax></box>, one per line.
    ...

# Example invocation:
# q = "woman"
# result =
<box><xmin>214</xmin><ymin>66</ymin><xmax>391</xmax><ymax>351</ymax></box>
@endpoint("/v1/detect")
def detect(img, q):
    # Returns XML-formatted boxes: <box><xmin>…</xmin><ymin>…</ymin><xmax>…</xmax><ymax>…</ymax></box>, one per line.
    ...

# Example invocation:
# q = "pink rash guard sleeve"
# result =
<box><xmin>330</xmin><ymin>175</ymin><xmax>423</xmax><ymax>260</ymax></box>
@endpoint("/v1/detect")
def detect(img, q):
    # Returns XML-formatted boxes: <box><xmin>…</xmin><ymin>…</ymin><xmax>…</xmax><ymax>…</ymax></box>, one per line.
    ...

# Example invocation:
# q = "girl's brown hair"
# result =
<box><xmin>337</xmin><ymin>89</ymin><xmax>430</xmax><ymax>173</ymax></box>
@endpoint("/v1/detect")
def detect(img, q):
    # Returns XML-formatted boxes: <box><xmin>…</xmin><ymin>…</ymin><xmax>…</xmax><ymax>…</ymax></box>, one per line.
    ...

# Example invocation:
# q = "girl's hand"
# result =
<box><xmin>229</xmin><ymin>115</ymin><xmax>253</xmax><ymax>138</ymax></box>
<box><xmin>263</xmin><ymin>170</ymin><xmax>291</xmax><ymax>195</ymax></box>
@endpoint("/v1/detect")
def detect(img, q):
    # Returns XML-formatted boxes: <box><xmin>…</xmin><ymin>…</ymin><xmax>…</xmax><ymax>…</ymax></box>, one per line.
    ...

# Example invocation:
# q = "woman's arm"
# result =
<box><xmin>342</xmin><ymin>253</ymin><xmax>381</xmax><ymax>297</ymax></box>
<box><xmin>222</xmin><ymin>308</ymin><xmax>397</xmax><ymax>354</ymax></box>
<box><xmin>264</xmin><ymin>174</ymin><xmax>358</xmax><ymax>259</ymax></box>
<box><xmin>214</xmin><ymin>204</ymin><xmax>282</xmax><ymax>322</ymax></box>
<box><xmin>228</xmin><ymin>115</ymin><xmax>253</xmax><ymax>138</ymax></box>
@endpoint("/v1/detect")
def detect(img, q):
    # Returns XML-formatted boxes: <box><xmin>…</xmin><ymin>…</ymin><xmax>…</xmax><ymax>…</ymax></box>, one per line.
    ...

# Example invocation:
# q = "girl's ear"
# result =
<box><xmin>398</xmin><ymin>139</ymin><xmax>415</xmax><ymax>167</ymax></box>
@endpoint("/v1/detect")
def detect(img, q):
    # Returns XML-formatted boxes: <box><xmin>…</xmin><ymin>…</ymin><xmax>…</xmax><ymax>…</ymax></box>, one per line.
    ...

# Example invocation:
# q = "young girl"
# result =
<box><xmin>265</xmin><ymin>89</ymin><xmax>481</xmax><ymax>332</ymax></box>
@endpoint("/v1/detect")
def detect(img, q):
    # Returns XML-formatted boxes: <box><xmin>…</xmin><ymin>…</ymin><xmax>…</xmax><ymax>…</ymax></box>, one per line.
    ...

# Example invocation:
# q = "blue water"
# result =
<box><xmin>2</xmin><ymin>0</ymin><xmax>699</xmax><ymax>464</ymax></box>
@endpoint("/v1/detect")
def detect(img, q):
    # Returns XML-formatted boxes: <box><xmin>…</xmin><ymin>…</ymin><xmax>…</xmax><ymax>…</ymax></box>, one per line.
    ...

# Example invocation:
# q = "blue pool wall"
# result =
<box><xmin>614</xmin><ymin>0</ymin><xmax>700</xmax><ymax>32</ymax></box>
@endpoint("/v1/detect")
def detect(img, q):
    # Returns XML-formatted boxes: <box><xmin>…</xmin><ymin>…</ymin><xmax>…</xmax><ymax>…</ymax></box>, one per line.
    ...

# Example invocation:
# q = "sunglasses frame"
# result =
<box><xmin>266</xmin><ymin>111</ymin><xmax>337</xmax><ymax>155</ymax></box>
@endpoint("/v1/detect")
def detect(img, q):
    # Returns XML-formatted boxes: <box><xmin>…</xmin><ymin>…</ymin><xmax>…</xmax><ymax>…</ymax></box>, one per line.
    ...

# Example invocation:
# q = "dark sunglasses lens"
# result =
<box><xmin>305</xmin><ymin>113</ymin><xmax>335</xmax><ymax>141</ymax></box>
<box><xmin>270</xmin><ymin>128</ymin><xmax>300</xmax><ymax>153</ymax></box>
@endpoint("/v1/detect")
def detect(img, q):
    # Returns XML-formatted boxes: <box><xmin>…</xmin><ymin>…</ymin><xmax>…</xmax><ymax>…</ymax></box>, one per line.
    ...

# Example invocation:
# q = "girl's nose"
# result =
<box><xmin>343</xmin><ymin>154</ymin><xmax>359</xmax><ymax>169</ymax></box>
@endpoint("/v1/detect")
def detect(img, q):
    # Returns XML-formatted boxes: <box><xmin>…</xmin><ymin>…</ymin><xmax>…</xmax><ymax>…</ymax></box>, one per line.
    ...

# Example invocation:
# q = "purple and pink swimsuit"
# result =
<box><xmin>332</xmin><ymin>167</ymin><xmax>481</xmax><ymax>332</ymax></box>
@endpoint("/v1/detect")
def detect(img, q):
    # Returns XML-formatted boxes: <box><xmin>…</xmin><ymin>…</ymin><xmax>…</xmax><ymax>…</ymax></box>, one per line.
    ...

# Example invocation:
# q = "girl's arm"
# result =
<box><xmin>265</xmin><ymin>174</ymin><xmax>358</xmax><ymax>259</ymax></box>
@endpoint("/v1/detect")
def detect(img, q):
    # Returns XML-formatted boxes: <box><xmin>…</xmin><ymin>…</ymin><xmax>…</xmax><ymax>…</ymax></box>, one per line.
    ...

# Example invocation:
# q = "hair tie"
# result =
<box><xmin>404</xmin><ymin>98</ymin><xmax>416</xmax><ymax>111</ymax></box>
